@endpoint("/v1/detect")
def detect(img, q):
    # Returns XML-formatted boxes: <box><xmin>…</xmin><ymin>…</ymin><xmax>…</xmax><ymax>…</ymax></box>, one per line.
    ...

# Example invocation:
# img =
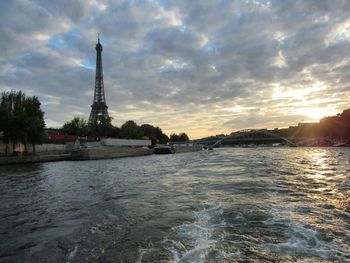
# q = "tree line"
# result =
<box><xmin>0</xmin><ymin>91</ymin><xmax>190</xmax><ymax>155</ymax></box>
<box><xmin>61</xmin><ymin>117</ymin><xmax>190</xmax><ymax>145</ymax></box>
<box><xmin>0</xmin><ymin>91</ymin><xmax>45</xmax><ymax>154</ymax></box>
<box><xmin>271</xmin><ymin>108</ymin><xmax>350</xmax><ymax>139</ymax></box>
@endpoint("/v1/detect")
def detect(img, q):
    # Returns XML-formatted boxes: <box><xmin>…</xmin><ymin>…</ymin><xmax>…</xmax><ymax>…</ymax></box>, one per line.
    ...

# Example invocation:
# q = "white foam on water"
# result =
<box><xmin>265</xmin><ymin>223</ymin><xmax>333</xmax><ymax>258</ymax></box>
<box><xmin>66</xmin><ymin>245</ymin><xmax>79</xmax><ymax>263</ymax></box>
<box><xmin>216</xmin><ymin>250</ymin><xmax>242</xmax><ymax>261</ymax></box>
<box><xmin>166</xmin><ymin>204</ymin><xmax>226</xmax><ymax>263</ymax></box>
<box><xmin>90</xmin><ymin>226</ymin><xmax>98</xmax><ymax>234</ymax></box>
<box><xmin>263</xmin><ymin>206</ymin><xmax>340</xmax><ymax>260</ymax></box>
<box><xmin>136</xmin><ymin>247</ymin><xmax>153</xmax><ymax>263</ymax></box>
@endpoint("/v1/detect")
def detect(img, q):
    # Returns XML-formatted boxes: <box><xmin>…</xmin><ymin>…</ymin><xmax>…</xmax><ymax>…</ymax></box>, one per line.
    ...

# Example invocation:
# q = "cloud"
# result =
<box><xmin>1</xmin><ymin>0</ymin><xmax>350</xmax><ymax>138</ymax></box>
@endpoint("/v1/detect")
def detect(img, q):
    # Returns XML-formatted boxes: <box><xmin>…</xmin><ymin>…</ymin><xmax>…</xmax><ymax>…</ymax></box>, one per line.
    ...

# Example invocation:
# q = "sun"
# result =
<box><xmin>296</xmin><ymin>107</ymin><xmax>330</xmax><ymax>121</ymax></box>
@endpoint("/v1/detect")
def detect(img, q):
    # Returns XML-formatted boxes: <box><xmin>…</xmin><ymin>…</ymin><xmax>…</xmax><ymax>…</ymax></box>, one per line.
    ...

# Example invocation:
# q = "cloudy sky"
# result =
<box><xmin>1</xmin><ymin>0</ymin><xmax>350</xmax><ymax>138</ymax></box>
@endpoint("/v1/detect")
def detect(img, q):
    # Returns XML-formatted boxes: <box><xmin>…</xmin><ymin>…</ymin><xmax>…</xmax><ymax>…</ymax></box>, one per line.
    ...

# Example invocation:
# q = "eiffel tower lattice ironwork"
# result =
<box><xmin>89</xmin><ymin>35</ymin><xmax>109</xmax><ymax>124</ymax></box>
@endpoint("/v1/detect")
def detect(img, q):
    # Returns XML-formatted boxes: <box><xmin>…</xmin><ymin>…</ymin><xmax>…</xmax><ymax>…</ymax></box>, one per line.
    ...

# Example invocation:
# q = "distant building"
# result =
<box><xmin>298</xmin><ymin>122</ymin><xmax>319</xmax><ymax>127</ymax></box>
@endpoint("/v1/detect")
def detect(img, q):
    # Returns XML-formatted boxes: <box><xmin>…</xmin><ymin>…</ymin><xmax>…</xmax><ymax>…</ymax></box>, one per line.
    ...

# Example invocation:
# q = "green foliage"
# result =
<box><xmin>120</xmin><ymin>120</ymin><xmax>142</xmax><ymax>139</ymax></box>
<box><xmin>62</xmin><ymin>115</ymin><xmax>118</xmax><ymax>138</ymax></box>
<box><xmin>140</xmin><ymin>124</ymin><xmax>169</xmax><ymax>145</ymax></box>
<box><xmin>270</xmin><ymin>108</ymin><xmax>350</xmax><ymax>139</ymax></box>
<box><xmin>25</xmin><ymin>96</ymin><xmax>45</xmax><ymax>154</ymax></box>
<box><xmin>0</xmin><ymin>90</ymin><xmax>46</xmax><ymax>154</ymax></box>
<box><xmin>88</xmin><ymin>115</ymin><xmax>114</xmax><ymax>138</ymax></box>
<box><xmin>108</xmin><ymin>126</ymin><xmax>120</xmax><ymax>138</ymax></box>
<box><xmin>170</xmin><ymin>132</ymin><xmax>189</xmax><ymax>142</ymax></box>
<box><xmin>60</xmin><ymin>116</ymin><xmax>170</xmax><ymax>145</ymax></box>
<box><xmin>170</xmin><ymin>134</ymin><xmax>178</xmax><ymax>142</ymax></box>
<box><xmin>319</xmin><ymin>109</ymin><xmax>350</xmax><ymax>138</ymax></box>
<box><xmin>62</xmin><ymin>116</ymin><xmax>89</xmax><ymax>136</ymax></box>
<box><xmin>159</xmin><ymin>133</ymin><xmax>170</xmax><ymax>144</ymax></box>
<box><xmin>118</xmin><ymin>121</ymin><xmax>170</xmax><ymax>144</ymax></box>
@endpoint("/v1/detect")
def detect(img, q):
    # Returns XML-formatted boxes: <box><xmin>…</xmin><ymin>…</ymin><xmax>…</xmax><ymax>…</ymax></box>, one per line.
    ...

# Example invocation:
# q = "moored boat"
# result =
<box><xmin>154</xmin><ymin>145</ymin><xmax>175</xmax><ymax>154</ymax></box>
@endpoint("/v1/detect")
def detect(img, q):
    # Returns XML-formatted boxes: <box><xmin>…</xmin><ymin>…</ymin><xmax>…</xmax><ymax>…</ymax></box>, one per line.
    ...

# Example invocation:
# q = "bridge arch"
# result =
<box><xmin>208</xmin><ymin>129</ymin><xmax>297</xmax><ymax>147</ymax></box>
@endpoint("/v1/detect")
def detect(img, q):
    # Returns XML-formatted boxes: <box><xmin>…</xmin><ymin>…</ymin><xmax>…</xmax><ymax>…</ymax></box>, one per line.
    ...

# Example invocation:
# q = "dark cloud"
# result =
<box><xmin>1</xmin><ymin>0</ymin><xmax>350</xmax><ymax>138</ymax></box>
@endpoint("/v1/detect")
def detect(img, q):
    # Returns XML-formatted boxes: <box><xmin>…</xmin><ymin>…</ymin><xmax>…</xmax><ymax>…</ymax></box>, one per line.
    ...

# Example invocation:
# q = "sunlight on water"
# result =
<box><xmin>0</xmin><ymin>148</ymin><xmax>349</xmax><ymax>262</ymax></box>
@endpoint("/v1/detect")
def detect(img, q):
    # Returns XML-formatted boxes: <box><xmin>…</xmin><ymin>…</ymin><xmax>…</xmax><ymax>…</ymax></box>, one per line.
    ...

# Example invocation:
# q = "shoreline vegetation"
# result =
<box><xmin>0</xmin><ymin>90</ymin><xmax>192</xmax><ymax>164</ymax></box>
<box><xmin>271</xmin><ymin>108</ymin><xmax>350</xmax><ymax>146</ymax></box>
<box><xmin>1</xmin><ymin>90</ymin><xmax>349</xmax><ymax>166</ymax></box>
<box><xmin>197</xmin><ymin>108</ymin><xmax>350</xmax><ymax>147</ymax></box>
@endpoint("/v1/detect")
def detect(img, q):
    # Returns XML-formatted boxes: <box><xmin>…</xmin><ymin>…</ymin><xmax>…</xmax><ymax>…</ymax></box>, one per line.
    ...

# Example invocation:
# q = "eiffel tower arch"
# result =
<box><xmin>89</xmin><ymin>35</ymin><xmax>109</xmax><ymax>124</ymax></box>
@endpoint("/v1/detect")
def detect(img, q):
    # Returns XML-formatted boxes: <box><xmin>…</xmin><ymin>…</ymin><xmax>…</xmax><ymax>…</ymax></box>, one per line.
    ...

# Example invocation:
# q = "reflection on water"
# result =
<box><xmin>0</xmin><ymin>148</ymin><xmax>349</xmax><ymax>262</ymax></box>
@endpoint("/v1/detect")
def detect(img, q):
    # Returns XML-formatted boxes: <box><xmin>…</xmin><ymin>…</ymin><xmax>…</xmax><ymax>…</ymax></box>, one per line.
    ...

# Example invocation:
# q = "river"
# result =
<box><xmin>0</xmin><ymin>147</ymin><xmax>349</xmax><ymax>262</ymax></box>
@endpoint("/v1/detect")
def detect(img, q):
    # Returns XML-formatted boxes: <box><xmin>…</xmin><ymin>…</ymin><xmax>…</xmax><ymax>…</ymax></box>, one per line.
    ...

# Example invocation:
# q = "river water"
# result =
<box><xmin>0</xmin><ymin>147</ymin><xmax>349</xmax><ymax>262</ymax></box>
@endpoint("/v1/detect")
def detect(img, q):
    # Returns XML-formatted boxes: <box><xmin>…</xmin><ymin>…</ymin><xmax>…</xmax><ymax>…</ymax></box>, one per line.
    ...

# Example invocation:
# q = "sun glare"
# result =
<box><xmin>296</xmin><ymin>107</ymin><xmax>330</xmax><ymax>121</ymax></box>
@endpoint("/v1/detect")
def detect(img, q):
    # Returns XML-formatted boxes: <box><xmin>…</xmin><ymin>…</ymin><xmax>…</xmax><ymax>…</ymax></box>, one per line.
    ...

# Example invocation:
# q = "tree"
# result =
<box><xmin>9</xmin><ymin>91</ymin><xmax>26</xmax><ymax>150</ymax></box>
<box><xmin>88</xmin><ymin>115</ymin><xmax>114</xmax><ymax>138</ymax></box>
<box><xmin>24</xmin><ymin>96</ymin><xmax>45</xmax><ymax>155</ymax></box>
<box><xmin>170</xmin><ymin>132</ymin><xmax>189</xmax><ymax>142</ymax></box>
<box><xmin>108</xmin><ymin>126</ymin><xmax>120</xmax><ymax>138</ymax></box>
<box><xmin>0</xmin><ymin>91</ymin><xmax>26</xmax><ymax>153</ymax></box>
<box><xmin>179</xmin><ymin>132</ymin><xmax>189</xmax><ymax>142</ymax></box>
<box><xmin>170</xmin><ymin>133</ymin><xmax>180</xmax><ymax>142</ymax></box>
<box><xmin>0</xmin><ymin>90</ymin><xmax>45</xmax><ymax>155</ymax></box>
<box><xmin>159</xmin><ymin>133</ymin><xmax>170</xmax><ymax>144</ymax></box>
<box><xmin>0</xmin><ymin>93</ymin><xmax>11</xmax><ymax>154</ymax></box>
<box><xmin>62</xmin><ymin>116</ymin><xmax>89</xmax><ymax>136</ymax></box>
<box><xmin>155</xmin><ymin>127</ymin><xmax>170</xmax><ymax>144</ymax></box>
<box><xmin>119</xmin><ymin>120</ymin><xmax>142</xmax><ymax>139</ymax></box>
<box><xmin>139</xmin><ymin>124</ymin><xmax>170</xmax><ymax>145</ymax></box>
<box><xmin>319</xmin><ymin>109</ymin><xmax>350</xmax><ymax>139</ymax></box>
<box><xmin>140</xmin><ymin>124</ymin><xmax>157</xmax><ymax>145</ymax></box>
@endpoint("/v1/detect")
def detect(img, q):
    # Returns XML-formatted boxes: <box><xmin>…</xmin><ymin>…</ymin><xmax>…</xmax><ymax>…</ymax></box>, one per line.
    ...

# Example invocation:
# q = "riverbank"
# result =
<box><xmin>0</xmin><ymin>153</ymin><xmax>71</xmax><ymax>165</ymax></box>
<box><xmin>71</xmin><ymin>146</ymin><xmax>152</xmax><ymax>160</ymax></box>
<box><xmin>0</xmin><ymin>147</ymin><xmax>152</xmax><ymax>165</ymax></box>
<box><xmin>173</xmin><ymin>144</ymin><xmax>203</xmax><ymax>153</ymax></box>
<box><xmin>0</xmin><ymin>145</ymin><xmax>203</xmax><ymax>165</ymax></box>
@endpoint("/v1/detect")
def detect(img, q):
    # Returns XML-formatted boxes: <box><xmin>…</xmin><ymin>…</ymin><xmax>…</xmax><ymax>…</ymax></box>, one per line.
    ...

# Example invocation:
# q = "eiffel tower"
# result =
<box><xmin>89</xmin><ymin>35</ymin><xmax>109</xmax><ymax>124</ymax></box>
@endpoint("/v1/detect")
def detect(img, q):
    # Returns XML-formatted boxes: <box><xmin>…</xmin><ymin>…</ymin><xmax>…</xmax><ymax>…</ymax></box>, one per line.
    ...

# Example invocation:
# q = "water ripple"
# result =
<box><xmin>0</xmin><ymin>148</ymin><xmax>349</xmax><ymax>262</ymax></box>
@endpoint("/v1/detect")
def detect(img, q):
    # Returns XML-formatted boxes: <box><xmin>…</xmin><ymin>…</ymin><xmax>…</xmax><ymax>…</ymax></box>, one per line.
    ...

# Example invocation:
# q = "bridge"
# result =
<box><xmin>195</xmin><ymin>129</ymin><xmax>297</xmax><ymax>147</ymax></box>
